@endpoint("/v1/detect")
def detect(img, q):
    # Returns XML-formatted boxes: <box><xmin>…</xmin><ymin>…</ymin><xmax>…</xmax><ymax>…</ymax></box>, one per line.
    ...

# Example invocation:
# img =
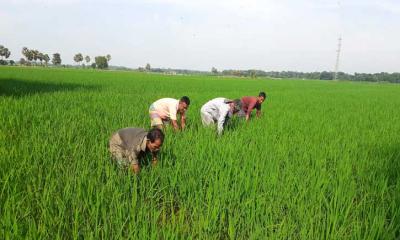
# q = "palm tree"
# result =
<box><xmin>22</xmin><ymin>47</ymin><xmax>32</xmax><ymax>63</ymax></box>
<box><xmin>74</xmin><ymin>53</ymin><xmax>83</xmax><ymax>66</ymax></box>
<box><xmin>43</xmin><ymin>54</ymin><xmax>50</xmax><ymax>66</ymax></box>
<box><xmin>0</xmin><ymin>45</ymin><xmax>10</xmax><ymax>60</ymax></box>
<box><xmin>37</xmin><ymin>52</ymin><xmax>44</xmax><ymax>65</ymax></box>
<box><xmin>32</xmin><ymin>49</ymin><xmax>39</xmax><ymax>65</ymax></box>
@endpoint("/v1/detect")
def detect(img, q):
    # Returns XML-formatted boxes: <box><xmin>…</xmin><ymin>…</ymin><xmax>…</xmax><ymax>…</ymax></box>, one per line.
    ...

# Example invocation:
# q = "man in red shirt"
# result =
<box><xmin>239</xmin><ymin>92</ymin><xmax>266</xmax><ymax>121</ymax></box>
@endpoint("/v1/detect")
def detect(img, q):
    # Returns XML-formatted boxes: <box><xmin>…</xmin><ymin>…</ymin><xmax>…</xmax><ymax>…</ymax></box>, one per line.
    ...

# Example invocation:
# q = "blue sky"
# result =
<box><xmin>1</xmin><ymin>0</ymin><xmax>400</xmax><ymax>73</ymax></box>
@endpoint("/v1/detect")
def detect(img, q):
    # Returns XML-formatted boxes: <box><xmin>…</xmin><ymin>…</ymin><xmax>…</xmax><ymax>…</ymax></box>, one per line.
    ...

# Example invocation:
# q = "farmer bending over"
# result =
<box><xmin>109</xmin><ymin>127</ymin><xmax>164</xmax><ymax>174</ymax></box>
<box><xmin>149</xmin><ymin>96</ymin><xmax>190</xmax><ymax>131</ymax></box>
<box><xmin>239</xmin><ymin>92</ymin><xmax>267</xmax><ymax>121</ymax></box>
<box><xmin>200</xmin><ymin>98</ymin><xmax>242</xmax><ymax>135</ymax></box>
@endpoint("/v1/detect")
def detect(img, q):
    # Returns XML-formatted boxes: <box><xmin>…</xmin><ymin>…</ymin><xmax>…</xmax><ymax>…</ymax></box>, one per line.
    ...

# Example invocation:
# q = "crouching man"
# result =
<box><xmin>200</xmin><ymin>98</ymin><xmax>242</xmax><ymax>135</ymax></box>
<box><xmin>149</xmin><ymin>96</ymin><xmax>190</xmax><ymax>131</ymax></box>
<box><xmin>109</xmin><ymin>127</ymin><xmax>164</xmax><ymax>174</ymax></box>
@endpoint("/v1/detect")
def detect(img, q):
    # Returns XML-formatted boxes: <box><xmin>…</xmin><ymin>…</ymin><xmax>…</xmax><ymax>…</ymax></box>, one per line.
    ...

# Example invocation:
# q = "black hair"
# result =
<box><xmin>259</xmin><ymin>92</ymin><xmax>266</xmax><ymax>99</ymax></box>
<box><xmin>233</xmin><ymin>99</ymin><xmax>242</xmax><ymax>112</ymax></box>
<box><xmin>147</xmin><ymin>128</ymin><xmax>165</xmax><ymax>143</ymax></box>
<box><xmin>180</xmin><ymin>96</ymin><xmax>190</xmax><ymax>106</ymax></box>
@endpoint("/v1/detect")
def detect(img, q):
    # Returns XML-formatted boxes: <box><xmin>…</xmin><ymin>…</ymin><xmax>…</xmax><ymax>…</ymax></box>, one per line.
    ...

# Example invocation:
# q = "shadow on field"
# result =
<box><xmin>0</xmin><ymin>78</ymin><xmax>100</xmax><ymax>98</ymax></box>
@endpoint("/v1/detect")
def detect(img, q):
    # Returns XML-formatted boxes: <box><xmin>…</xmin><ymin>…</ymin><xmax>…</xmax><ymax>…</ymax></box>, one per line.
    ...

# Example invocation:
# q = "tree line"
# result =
<box><xmin>1</xmin><ymin>43</ymin><xmax>399</xmax><ymax>83</ymax></box>
<box><xmin>215</xmin><ymin>69</ymin><xmax>400</xmax><ymax>84</ymax></box>
<box><xmin>142</xmin><ymin>66</ymin><xmax>400</xmax><ymax>84</ymax></box>
<box><xmin>73</xmin><ymin>53</ymin><xmax>111</xmax><ymax>69</ymax></box>
<box><xmin>0</xmin><ymin>44</ymin><xmax>111</xmax><ymax>69</ymax></box>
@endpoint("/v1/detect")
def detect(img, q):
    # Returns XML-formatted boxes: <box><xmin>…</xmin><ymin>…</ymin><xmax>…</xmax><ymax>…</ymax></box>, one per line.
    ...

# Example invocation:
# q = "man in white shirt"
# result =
<box><xmin>149</xmin><ymin>96</ymin><xmax>190</xmax><ymax>131</ymax></box>
<box><xmin>200</xmin><ymin>98</ymin><xmax>241</xmax><ymax>135</ymax></box>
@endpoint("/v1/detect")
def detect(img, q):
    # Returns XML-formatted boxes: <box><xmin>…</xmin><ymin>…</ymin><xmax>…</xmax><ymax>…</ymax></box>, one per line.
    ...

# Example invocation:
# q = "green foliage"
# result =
<box><xmin>73</xmin><ymin>53</ymin><xmax>83</xmax><ymax>65</ymax></box>
<box><xmin>52</xmin><ymin>53</ymin><xmax>62</xmax><ymax>65</ymax></box>
<box><xmin>219</xmin><ymin>69</ymin><xmax>400</xmax><ymax>83</ymax></box>
<box><xmin>43</xmin><ymin>54</ymin><xmax>50</xmax><ymax>66</ymax></box>
<box><xmin>320</xmin><ymin>71</ymin><xmax>333</xmax><ymax>80</ymax></box>
<box><xmin>19</xmin><ymin>47</ymin><xmax>49</xmax><ymax>66</ymax></box>
<box><xmin>85</xmin><ymin>55</ymin><xmax>91</xmax><ymax>64</ymax></box>
<box><xmin>1</xmin><ymin>67</ymin><xmax>400</xmax><ymax>239</ymax></box>
<box><xmin>22</xmin><ymin>47</ymin><xmax>33</xmax><ymax>62</ymax></box>
<box><xmin>145</xmin><ymin>63</ymin><xmax>151</xmax><ymax>71</ymax></box>
<box><xmin>19</xmin><ymin>58</ymin><xmax>27</xmax><ymax>65</ymax></box>
<box><xmin>0</xmin><ymin>45</ymin><xmax>11</xmax><ymax>60</ymax></box>
<box><xmin>95</xmin><ymin>56</ymin><xmax>108</xmax><ymax>69</ymax></box>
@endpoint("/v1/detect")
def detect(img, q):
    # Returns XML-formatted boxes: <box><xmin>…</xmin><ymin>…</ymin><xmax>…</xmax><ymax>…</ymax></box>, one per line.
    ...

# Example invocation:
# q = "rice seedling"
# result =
<box><xmin>1</xmin><ymin>66</ymin><xmax>400</xmax><ymax>239</ymax></box>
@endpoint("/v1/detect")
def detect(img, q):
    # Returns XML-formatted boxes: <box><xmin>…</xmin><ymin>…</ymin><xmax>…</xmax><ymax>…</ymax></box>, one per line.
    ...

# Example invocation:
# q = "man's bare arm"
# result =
<box><xmin>246</xmin><ymin>101</ymin><xmax>257</xmax><ymax>121</ymax></box>
<box><xmin>180</xmin><ymin>114</ymin><xmax>186</xmax><ymax>130</ymax></box>
<box><xmin>151</xmin><ymin>152</ymin><xmax>158</xmax><ymax>166</ymax></box>
<box><xmin>131</xmin><ymin>163</ymin><xmax>140</xmax><ymax>174</ymax></box>
<box><xmin>171</xmin><ymin>119</ymin><xmax>179</xmax><ymax>130</ymax></box>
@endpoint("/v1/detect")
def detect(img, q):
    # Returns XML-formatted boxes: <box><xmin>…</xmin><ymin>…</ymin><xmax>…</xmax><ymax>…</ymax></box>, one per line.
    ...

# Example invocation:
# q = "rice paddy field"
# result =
<box><xmin>1</xmin><ymin>66</ymin><xmax>400</xmax><ymax>239</ymax></box>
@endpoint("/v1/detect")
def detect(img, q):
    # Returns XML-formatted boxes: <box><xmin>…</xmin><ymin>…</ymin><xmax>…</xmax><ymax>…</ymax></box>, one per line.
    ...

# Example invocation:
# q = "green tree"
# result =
<box><xmin>37</xmin><ymin>52</ymin><xmax>44</xmax><ymax>65</ymax></box>
<box><xmin>145</xmin><ymin>63</ymin><xmax>151</xmax><ymax>71</ymax></box>
<box><xmin>320</xmin><ymin>71</ymin><xmax>333</xmax><ymax>80</ymax></box>
<box><xmin>22</xmin><ymin>47</ymin><xmax>32</xmax><ymax>63</ymax></box>
<box><xmin>52</xmin><ymin>53</ymin><xmax>62</xmax><ymax>65</ymax></box>
<box><xmin>211</xmin><ymin>67</ymin><xmax>218</xmax><ymax>74</ymax></box>
<box><xmin>95</xmin><ymin>56</ymin><xmax>108</xmax><ymax>69</ymax></box>
<box><xmin>0</xmin><ymin>45</ymin><xmax>11</xmax><ymax>60</ymax></box>
<box><xmin>250</xmin><ymin>70</ymin><xmax>257</xmax><ymax>78</ymax></box>
<box><xmin>19</xmin><ymin>58</ymin><xmax>27</xmax><ymax>65</ymax></box>
<box><xmin>31</xmin><ymin>49</ymin><xmax>39</xmax><ymax>65</ymax></box>
<box><xmin>106</xmin><ymin>54</ymin><xmax>111</xmax><ymax>62</ymax></box>
<box><xmin>85</xmin><ymin>55</ymin><xmax>90</xmax><ymax>65</ymax></box>
<box><xmin>43</xmin><ymin>54</ymin><xmax>50</xmax><ymax>66</ymax></box>
<box><xmin>74</xmin><ymin>53</ymin><xmax>83</xmax><ymax>66</ymax></box>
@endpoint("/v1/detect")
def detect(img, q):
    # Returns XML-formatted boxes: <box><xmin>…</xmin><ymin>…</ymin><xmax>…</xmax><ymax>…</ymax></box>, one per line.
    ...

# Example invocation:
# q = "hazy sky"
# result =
<box><xmin>1</xmin><ymin>0</ymin><xmax>400</xmax><ymax>73</ymax></box>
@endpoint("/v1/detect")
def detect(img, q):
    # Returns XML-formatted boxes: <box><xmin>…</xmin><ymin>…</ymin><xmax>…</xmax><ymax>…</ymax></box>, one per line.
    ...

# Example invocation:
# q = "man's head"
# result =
<box><xmin>231</xmin><ymin>99</ymin><xmax>242</xmax><ymax>113</ymax></box>
<box><xmin>257</xmin><ymin>92</ymin><xmax>266</xmax><ymax>104</ymax></box>
<box><xmin>146</xmin><ymin>128</ymin><xmax>164</xmax><ymax>152</ymax></box>
<box><xmin>178</xmin><ymin>96</ymin><xmax>190</xmax><ymax>113</ymax></box>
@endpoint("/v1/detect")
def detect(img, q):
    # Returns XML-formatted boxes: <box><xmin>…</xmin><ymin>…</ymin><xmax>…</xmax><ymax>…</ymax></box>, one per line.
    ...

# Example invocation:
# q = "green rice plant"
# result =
<box><xmin>1</xmin><ymin>66</ymin><xmax>400</xmax><ymax>239</ymax></box>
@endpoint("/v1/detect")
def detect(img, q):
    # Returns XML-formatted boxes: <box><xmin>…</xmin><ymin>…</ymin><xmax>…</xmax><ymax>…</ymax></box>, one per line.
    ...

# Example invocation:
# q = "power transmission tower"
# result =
<box><xmin>334</xmin><ymin>1</ymin><xmax>342</xmax><ymax>81</ymax></box>
<box><xmin>334</xmin><ymin>37</ymin><xmax>342</xmax><ymax>81</ymax></box>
